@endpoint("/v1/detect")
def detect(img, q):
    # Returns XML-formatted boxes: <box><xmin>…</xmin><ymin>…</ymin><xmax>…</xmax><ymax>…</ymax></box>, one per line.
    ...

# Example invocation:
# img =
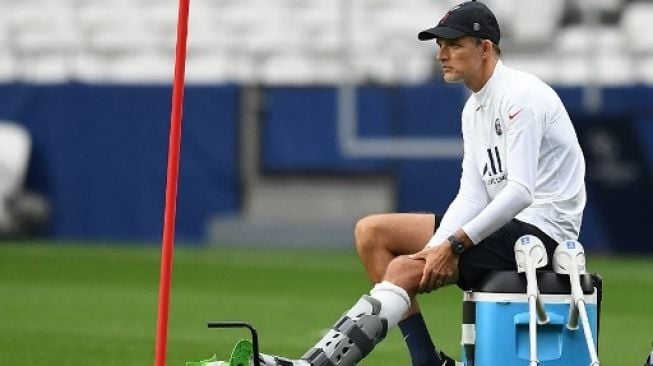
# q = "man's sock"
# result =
<box><xmin>369</xmin><ymin>280</ymin><xmax>411</xmax><ymax>329</ymax></box>
<box><xmin>399</xmin><ymin>313</ymin><xmax>443</xmax><ymax>366</ymax></box>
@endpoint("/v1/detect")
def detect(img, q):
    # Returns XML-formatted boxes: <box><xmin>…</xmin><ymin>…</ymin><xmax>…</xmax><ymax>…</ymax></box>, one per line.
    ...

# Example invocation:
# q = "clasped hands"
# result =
<box><xmin>409</xmin><ymin>242</ymin><xmax>459</xmax><ymax>293</ymax></box>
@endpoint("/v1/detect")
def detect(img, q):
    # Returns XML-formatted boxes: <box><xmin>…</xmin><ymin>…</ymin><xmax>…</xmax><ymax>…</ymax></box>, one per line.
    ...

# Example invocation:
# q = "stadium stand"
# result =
<box><xmin>1</xmin><ymin>0</ymin><xmax>652</xmax><ymax>252</ymax></box>
<box><xmin>0</xmin><ymin>0</ymin><xmax>651</xmax><ymax>85</ymax></box>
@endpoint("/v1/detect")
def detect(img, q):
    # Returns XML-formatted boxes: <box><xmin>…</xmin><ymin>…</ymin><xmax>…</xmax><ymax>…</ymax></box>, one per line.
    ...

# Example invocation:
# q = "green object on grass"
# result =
<box><xmin>185</xmin><ymin>339</ymin><xmax>253</xmax><ymax>366</ymax></box>
<box><xmin>228</xmin><ymin>339</ymin><xmax>254</xmax><ymax>366</ymax></box>
<box><xmin>185</xmin><ymin>354</ymin><xmax>218</xmax><ymax>366</ymax></box>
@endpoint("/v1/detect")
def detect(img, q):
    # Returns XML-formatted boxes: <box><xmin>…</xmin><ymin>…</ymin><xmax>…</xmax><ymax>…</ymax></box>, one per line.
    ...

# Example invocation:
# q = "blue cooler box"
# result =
<box><xmin>461</xmin><ymin>271</ymin><xmax>602</xmax><ymax>366</ymax></box>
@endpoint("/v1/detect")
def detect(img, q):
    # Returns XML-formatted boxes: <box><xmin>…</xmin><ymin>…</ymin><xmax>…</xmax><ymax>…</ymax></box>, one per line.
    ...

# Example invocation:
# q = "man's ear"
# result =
<box><xmin>482</xmin><ymin>40</ymin><xmax>493</xmax><ymax>58</ymax></box>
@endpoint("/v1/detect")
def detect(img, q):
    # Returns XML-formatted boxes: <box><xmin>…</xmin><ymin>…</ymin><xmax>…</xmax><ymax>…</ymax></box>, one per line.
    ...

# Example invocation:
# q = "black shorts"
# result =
<box><xmin>433</xmin><ymin>217</ymin><xmax>559</xmax><ymax>290</ymax></box>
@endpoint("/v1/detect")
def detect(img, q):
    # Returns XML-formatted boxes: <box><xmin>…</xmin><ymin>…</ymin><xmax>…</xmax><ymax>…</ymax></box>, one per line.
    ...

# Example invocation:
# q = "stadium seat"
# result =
<box><xmin>218</xmin><ymin>0</ymin><xmax>279</xmax><ymax>30</ymax></box>
<box><xmin>186</xmin><ymin>29</ymin><xmax>228</xmax><ymax>58</ymax></box>
<box><xmin>621</xmin><ymin>1</ymin><xmax>653</xmax><ymax>54</ymax></box>
<box><xmin>106</xmin><ymin>53</ymin><xmax>174</xmax><ymax>84</ymax></box>
<box><xmin>296</xmin><ymin>1</ymin><xmax>339</xmax><ymax>33</ymax></box>
<box><xmin>260</xmin><ymin>53</ymin><xmax>315</xmax><ymax>85</ymax></box>
<box><xmin>0</xmin><ymin>53</ymin><xmax>15</xmax><ymax>81</ymax></box>
<box><xmin>0</xmin><ymin>11</ymin><xmax>9</xmax><ymax>40</ymax></box>
<box><xmin>302</xmin><ymin>29</ymin><xmax>340</xmax><ymax>56</ymax></box>
<box><xmin>550</xmin><ymin>55</ymin><xmax>633</xmax><ymax>86</ymax></box>
<box><xmin>71</xmin><ymin>52</ymin><xmax>110</xmax><ymax>82</ymax></box>
<box><xmin>553</xmin><ymin>25</ymin><xmax>633</xmax><ymax>85</ymax></box>
<box><xmin>18</xmin><ymin>55</ymin><xmax>72</xmax><ymax>83</ymax></box>
<box><xmin>0</xmin><ymin>19</ymin><xmax>14</xmax><ymax>78</ymax></box>
<box><xmin>13</xmin><ymin>27</ymin><xmax>79</xmax><ymax>57</ymax></box>
<box><xmin>80</xmin><ymin>6</ymin><xmax>156</xmax><ymax>57</ymax></box>
<box><xmin>144</xmin><ymin>3</ymin><xmax>178</xmax><ymax>36</ymax></box>
<box><xmin>511</xmin><ymin>0</ymin><xmax>565</xmax><ymax>44</ymax></box>
<box><xmin>243</xmin><ymin>26</ymin><xmax>306</xmax><ymax>56</ymax></box>
<box><xmin>555</xmin><ymin>25</ymin><xmax>623</xmax><ymax>55</ymax></box>
<box><xmin>634</xmin><ymin>56</ymin><xmax>653</xmax><ymax>85</ymax></box>
<box><xmin>395</xmin><ymin>56</ymin><xmax>435</xmax><ymax>84</ymax></box>
<box><xmin>7</xmin><ymin>4</ymin><xmax>73</xmax><ymax>28</ymax></box>
<box><xmin>556</xmin><ymin>56</ymin><xmax>593</xmax><ymax>86</ymax></box>
<box><xmin>88</xmin><ymin>28</ymin><xmax>155</xmax><ymax>57</ymax></box>
<box><xmin>8</xmin><ymin>5</ymin><xmax>78</xmax><ymax>55</ymax></box>
<box><xmin>78</xmin><ymin>3</ymin><xmax>128</xmax><ymax>30</ymax></box>
<box><xmin>570</xmin><ymin>0</ymin><xmax>625</xmax><ymax>15</ymax></box>
<box><xmin>353</xmin><ymin>55</ymin><xmax>399</xmax><ymax>84</ymax></box>
<box><xmin>595</xmin><ymin>54</ymin><xmax>635</xmax><ymax>85</ymax></box>
<box><xmin>482</xmin><ymin>0</ymin><xmax>517</xmax><ymax>36</ymax></box>
<box><xmin>185</xmin><ymin>53</ymin><xmax>230</xmax><ymax>84</ymax></box>
<box><xmin>502</xmin><ymin>55</ymin><xmax>560</xmax><ymax>84</ymax></box>
<box><xmin>596</xmin><ymin>0</ymin><xmax>626</xmax><ymax>13</ymax></box>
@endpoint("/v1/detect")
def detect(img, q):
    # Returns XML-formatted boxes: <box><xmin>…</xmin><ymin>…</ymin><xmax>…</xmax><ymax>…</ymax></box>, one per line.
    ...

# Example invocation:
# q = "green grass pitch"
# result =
<box><xmin>0</xmin><ymin>242</ymin><xmax>651</xmax><ymax>365</ymax></box>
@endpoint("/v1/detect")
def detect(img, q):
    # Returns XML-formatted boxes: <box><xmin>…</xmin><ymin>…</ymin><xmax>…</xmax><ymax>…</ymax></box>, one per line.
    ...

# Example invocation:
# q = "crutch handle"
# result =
<box><xmin>535</xmin><ymin>296</ymin><xmax>549</xmax><ymax>324</ymax></box>
<box><xmin>567</xmin><ymin>267</ymin><xmax>583</xmax><ymax>330</ymax></box>
<box><xmin>525</xmin><ymin>267</ymin><xmax>548</xmax><ymax>324</ymax></box>
<box><xmin>567</xmin><ymin>302</ymin><xmax>579</xmax><ymax>330</ymax></box>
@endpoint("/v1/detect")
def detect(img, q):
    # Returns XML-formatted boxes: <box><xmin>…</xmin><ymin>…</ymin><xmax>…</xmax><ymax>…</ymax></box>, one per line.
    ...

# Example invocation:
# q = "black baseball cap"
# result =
<box><xmin>418</xmin><ymin>1</ymin><xmax>500</xmax><ymax>45</ymax></box>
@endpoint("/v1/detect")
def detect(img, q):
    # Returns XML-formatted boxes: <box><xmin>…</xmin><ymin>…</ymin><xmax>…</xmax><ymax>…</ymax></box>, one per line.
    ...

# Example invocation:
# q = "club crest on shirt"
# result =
<box><xmin>494</xmin><ymin>118</ymin><xmax>503</xmax><ymax>136</ymax></box>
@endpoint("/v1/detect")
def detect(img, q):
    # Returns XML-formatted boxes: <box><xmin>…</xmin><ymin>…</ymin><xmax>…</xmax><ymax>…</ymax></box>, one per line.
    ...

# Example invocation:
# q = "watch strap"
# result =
<box><xmin>448</xmin><ymin>234</ymin><xmax>465</xmax><ymax>256</ymax></box>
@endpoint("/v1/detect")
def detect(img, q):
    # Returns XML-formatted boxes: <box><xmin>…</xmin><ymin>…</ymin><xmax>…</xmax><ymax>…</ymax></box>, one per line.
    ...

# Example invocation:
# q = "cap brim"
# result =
<box><xmin>418</xmin><ymin>26</ymin><xmax>467</xmax><ymax>41</ymax></box>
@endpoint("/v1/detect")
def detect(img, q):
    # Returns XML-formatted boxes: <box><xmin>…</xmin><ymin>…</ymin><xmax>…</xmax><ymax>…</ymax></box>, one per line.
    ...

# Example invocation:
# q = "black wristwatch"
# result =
<box><xmin>448</xmin><ymin>235</ymin><xmax>465</xmax><ymax>256</ymax></box>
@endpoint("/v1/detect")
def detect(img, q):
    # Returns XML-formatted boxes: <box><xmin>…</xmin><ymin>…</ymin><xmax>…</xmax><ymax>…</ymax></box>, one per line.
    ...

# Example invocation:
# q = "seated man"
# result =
<box><xmin>0</xmin><ymin>121</ymin><xmax>49</xmax><ymax>238</ymax></box>
<box><xmin>213</xmin><ymin>1</ymin><xmax>586</xmax><ymax>365</ymax></box>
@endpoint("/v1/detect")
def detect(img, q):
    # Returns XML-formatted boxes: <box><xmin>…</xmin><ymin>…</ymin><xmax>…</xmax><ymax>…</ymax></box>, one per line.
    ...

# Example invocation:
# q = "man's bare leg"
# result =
<box><xmin>354</xmin><ymin>213</ymin><xmax>448</xmax><ymax>366</ymax></box>
<box><xmin>252</xmin><ymin>214</ymin><xmax>446</xmax><ymax>366</ymax></box>
<box><xmin>354</xmin><ymin>213</ymin><xmax>436</xmax><ymax>316</ymax></box>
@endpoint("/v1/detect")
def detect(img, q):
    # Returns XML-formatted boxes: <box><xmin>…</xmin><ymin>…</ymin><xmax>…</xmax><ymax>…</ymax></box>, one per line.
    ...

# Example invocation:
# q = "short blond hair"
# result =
<box><xmin>474</xmin><ymin>37</ymin><xmax>501</xmax><ymax>57</ymax></box>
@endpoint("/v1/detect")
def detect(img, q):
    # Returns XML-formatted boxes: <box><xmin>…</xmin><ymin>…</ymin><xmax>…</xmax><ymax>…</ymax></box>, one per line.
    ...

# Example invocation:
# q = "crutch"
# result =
<box><xmin>514</xmin><ymin>235</ymin><xmax>550</xmax><ymax>366</ymax></box>
<box><xmin>553</xmin><ymin>240</ymin><xmax>600</xmax><ymax>366</ymax></box>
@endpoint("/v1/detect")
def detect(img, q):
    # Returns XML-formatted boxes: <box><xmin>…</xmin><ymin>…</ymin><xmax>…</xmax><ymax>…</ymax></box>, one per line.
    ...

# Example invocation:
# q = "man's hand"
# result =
<box><xmin>409</xmin><ymin>242</ymin><xmax>459</xmax><ymax>293</ymax></box>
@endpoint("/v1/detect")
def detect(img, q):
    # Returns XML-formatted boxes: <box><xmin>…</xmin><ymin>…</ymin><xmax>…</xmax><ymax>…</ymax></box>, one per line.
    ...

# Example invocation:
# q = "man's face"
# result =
<box><xmin>436</xmin><ymin>36</ymin><xmax>484</xmax><ymax>84</ymax></box>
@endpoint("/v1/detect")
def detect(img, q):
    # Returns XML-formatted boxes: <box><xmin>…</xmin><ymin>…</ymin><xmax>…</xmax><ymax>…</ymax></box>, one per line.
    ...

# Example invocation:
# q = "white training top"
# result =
<box><xmin>427</xmin><ymin>60</ymin><xmax>586</xmax><ymax>247</ymax></box>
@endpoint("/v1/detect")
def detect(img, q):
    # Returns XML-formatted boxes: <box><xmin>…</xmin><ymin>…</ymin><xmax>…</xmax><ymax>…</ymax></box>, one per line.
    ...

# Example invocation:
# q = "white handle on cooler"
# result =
<box><xmin>566</xmin><ymin>260</ymin><xmax>583</xmax><ymax>330</ymax></box>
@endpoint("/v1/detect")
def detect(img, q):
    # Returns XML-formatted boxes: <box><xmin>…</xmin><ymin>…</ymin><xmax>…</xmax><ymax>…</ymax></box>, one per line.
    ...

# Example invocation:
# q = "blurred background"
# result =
<box><xmin>1</xmin><ymin>0</ymin><xmax>653</xmax><ymax>251</ymax></box>
<box><xmin>1</xmin><ymin>1</ymin><xmax>653</xmax><ymax>365</ymax></box>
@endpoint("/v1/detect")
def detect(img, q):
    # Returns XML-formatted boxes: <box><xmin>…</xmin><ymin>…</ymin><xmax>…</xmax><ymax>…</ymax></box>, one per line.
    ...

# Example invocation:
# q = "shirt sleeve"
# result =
<box><xmin>426</xmin><ymin>115</ymin><xmax>489</xmax><ymax>247</ymax></box>
<box><xmin>461</xmin><ymin>105</ymin><xmax>543</xmax><ymax>244</ymax></box>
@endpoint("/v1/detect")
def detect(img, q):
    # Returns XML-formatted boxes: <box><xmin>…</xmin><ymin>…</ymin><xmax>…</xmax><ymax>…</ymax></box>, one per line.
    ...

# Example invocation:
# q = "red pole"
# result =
<box><xmin>155</xmin><ymin>0</ymin><xmax>191</xmax><ymax>365</ymax></box>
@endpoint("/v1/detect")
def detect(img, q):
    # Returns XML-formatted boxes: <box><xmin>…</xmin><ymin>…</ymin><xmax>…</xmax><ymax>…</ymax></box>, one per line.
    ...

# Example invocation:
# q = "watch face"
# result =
<box><xmin>453</xmin><ymin>242</ymin><xmax>465</xmax><ymax>254</ymax></box>
<box><xmin>448</xmin><ymin>235</ymin><xmax>464</xmax><ymax>255</ymax></box>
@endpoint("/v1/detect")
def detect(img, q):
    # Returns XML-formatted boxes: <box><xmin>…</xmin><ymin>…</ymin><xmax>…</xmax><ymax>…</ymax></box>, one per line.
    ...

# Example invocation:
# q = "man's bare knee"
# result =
<box><xmin>354</xmin><ymin>215</ymin><xmax>387</xmax><ymax>256</ymax></box>
<box><xmin>383</xmin><ymin>255</ymin><xmax>423</xmax><ymax>296</ymax></box>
